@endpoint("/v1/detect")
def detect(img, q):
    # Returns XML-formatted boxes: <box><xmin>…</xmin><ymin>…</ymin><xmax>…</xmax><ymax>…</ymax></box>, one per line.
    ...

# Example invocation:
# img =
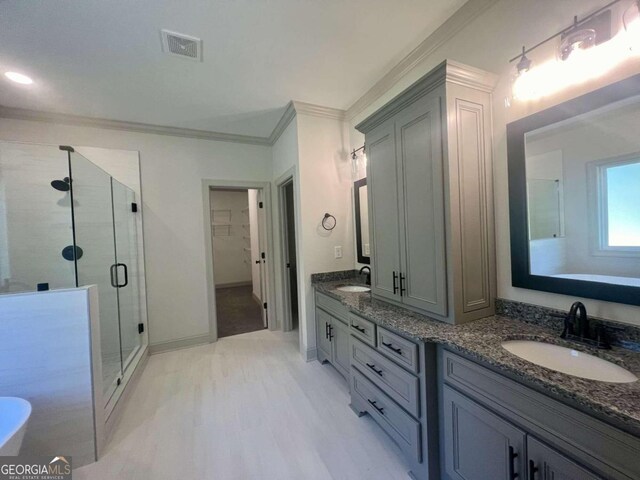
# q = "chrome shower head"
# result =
<box><xmin>51</xmin><ymin>177</ymin><xmax>70</xmax><ymax>192</ymax></box>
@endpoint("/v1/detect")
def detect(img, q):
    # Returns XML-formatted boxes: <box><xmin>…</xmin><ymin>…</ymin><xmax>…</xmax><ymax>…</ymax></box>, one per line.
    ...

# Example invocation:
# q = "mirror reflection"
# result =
<box><xmin>525</xmin><ymin>95</ymin><xmax>640</xmax><ymax>287</ymax></box>
<box><xmin>354</xmin><ymin>178</ymin><xmax>370</xmax><ymax>264</ymax></box>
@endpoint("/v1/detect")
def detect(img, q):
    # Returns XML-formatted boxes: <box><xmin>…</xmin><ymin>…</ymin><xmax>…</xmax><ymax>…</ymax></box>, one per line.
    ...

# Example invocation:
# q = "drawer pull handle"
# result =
<box><xmin>328</xmin><ymin>324</ymin><xmax>334</xmax><ymax>341</ymax></box>
<box><xmin>399</xmin><ymin>273</ymin><xmax>406</xmax><ymax>296</ymax></box>
<box><xmin>528</xmin><ymin>460</ymin><xmax>538</xmax><ymax>480</ymax></box>
<box><xmin>325</xmin><ymin>322</ymin><xmax>329</xmax><ymax>339</ymax></box>
<box><xmin>367</xmin><ymin>399</ymin><xmax>384</xmax><ymax>415</ymax></box>
<box><xmin>392</xmin><ymin>271</ymin><xmax>398</xmax><ymax>294</ymax></box>
<box><xmin>509</xmin><ymin>446</ymin><xmax>518</xmax><ymax>479</ymax></box>
<box><xmin>366</xmin><ymin>363</ymin><xmax>383</xmax><ymax>376</ymax></box>
<box><xmin>352</xmin><ymin>325</ymin><xmax>366</xmax><ymax>333</ymax></box>
<box><xmin>382</xmin><ymin>342</ymin><xmax>402</xmax><ymax>354</ymax></box>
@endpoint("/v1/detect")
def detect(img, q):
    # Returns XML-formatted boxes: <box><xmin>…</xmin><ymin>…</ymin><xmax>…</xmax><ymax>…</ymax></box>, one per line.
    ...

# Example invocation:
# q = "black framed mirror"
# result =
<box><xmin>354</xmin><ymin>178</ymin><xmax>370</xmax><ymax>265</ymax></box>
<box><xmin>508</xmin><ymin>74</ymin><xmax>640</xmax><ymax>307</ymax></box>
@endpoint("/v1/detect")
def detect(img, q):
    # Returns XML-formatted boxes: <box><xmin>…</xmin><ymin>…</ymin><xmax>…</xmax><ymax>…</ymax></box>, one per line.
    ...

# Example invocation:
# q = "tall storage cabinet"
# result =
<box><xmin>356</xmin><ymin>60</ymin><xmax>497</xmax><ymax>324</ymax></box>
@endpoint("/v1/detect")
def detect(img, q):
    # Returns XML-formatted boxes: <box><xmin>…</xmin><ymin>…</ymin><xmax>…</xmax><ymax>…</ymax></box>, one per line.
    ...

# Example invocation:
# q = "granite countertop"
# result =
<box><xmin>313</xmin><ymin>276</ymin><xmax>640</xmax><ymax>436</ymax></box>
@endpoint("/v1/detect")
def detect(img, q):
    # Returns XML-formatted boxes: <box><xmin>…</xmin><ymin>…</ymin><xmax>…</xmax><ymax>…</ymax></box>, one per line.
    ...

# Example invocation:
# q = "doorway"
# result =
<box><xmin>209</xmin><ymin>187</ymin><xmax>268</xmax><ymax>338</ymax></box>
<box><xmin>279</xmin><ymin>177</ymin><xmax>299</xmax><ymax>333</ymax></box>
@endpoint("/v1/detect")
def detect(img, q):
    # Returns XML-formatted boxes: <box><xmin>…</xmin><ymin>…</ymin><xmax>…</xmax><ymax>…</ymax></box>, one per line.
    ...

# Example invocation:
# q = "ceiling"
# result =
<box><xmin>0</xmin><ymin>0</ymin><xmax>467</xmax><ymax>138</ymax></box>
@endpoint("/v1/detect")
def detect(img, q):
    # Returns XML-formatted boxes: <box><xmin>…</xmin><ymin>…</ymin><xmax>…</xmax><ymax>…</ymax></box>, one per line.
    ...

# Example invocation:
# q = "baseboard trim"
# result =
<box><xmin>303</xmin><ymin>347</ymin><xmax>318</xmax><ymax>362</ymax></box>
<box><xmin>215</xmin><ymin>281</ymin><xmax>252</xmax><ymax>289</ymax></box>
<box><xmin>149</xmin><ymin>334</ymin><xmax>211</xmax><ymax>355</ymax></box>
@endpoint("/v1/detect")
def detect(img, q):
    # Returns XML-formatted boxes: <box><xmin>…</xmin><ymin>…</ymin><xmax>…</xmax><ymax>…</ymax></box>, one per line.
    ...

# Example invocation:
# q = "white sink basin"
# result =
<box><xmin>336</xmin><ymin>285</ymin><xmax>371</xmax><ymax>293</ymax></box>
<box><xmin>501</xmin><ymin>340</ymin><xmax>638</xmax><ymax>383</ymax></box>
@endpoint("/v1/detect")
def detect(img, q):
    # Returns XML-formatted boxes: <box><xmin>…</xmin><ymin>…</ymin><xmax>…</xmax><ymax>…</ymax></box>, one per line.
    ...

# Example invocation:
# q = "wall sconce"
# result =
<box><xmin>509</xmin><ymin>0</ymin><xmax>640</xmax><ymax>102</ymax></box>
<box><xmin>351</xmin><ymin>145</ymin><xmax>366</xmax><ymax>177</ymax></box>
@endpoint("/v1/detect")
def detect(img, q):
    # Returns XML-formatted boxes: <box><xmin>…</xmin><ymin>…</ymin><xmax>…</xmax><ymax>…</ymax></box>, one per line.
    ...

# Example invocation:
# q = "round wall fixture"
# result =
<box><xmin>322</xmin><ymin>213</ymin><xmax>336</xmax><ymax>231</ymax></box>
<box><xmin>62</xmin><ymin>245</ymin><xmax>83</xmax><ymax>261</ymax></box>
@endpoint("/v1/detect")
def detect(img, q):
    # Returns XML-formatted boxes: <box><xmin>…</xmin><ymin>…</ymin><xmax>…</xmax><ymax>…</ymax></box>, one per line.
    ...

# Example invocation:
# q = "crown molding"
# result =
<box><xmin>355</xmin><ymin>60</ymin><xmax>496</xmax><ymax>134</ymax></box>
<box><xmin>0</xmin><ymin>105</ymin><xmax>272</xmax><ymax>146</ymax></box>
<box><xmin>346</xmin><ymin>0</ymin><xmax>501</xmax><ymax>122</ymax></box>
<box><xmin>268</xmin><ymin>101</ymin><xmax>297</xmax><ymax>144</ymax></box>
<box><xmin>446</xmin><ymin>59</ymin><xmax>498</xmax><ymax>92</ymax></box>
<box><xmin>291</xmin><ymin>101</ymin><xmax>346</xmax><ymax>120</ymax></box>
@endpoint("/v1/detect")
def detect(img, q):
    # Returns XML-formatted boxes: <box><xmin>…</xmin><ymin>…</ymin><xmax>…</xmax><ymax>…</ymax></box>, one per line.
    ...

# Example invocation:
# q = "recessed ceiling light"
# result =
<box><xmin>4</xmin><ymin>71</ymin><xmax>34</xmax><ymax>85</ymax></box>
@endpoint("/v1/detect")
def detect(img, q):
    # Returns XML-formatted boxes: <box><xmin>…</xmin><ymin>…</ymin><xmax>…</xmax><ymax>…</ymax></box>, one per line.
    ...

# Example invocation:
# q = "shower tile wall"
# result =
<box><xmin>0</xmin><ymin>142</ymin><xmax>76</xmax><ymax>292</ymax></box>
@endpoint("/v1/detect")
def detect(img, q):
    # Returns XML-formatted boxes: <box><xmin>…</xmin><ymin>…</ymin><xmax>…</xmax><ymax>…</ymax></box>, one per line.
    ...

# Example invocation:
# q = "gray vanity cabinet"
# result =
<box><xmin>395</xmin><ymin>95</ymin><xmax>447</xmax><ymax>316</ymax></box>
<box><xmin>356</xmin><ymin>60</ymin><xmax>498</xmax><ymax>324</ymax></box>
<box><xmin>315</xmin><ymin>292</ymin><xmax>350</xmax><ymax>380</ymax></box>
<box><xmin>439</xmin><ymin>348</ymin><xmax>638</xmax><ymax>480</ymax></box>
<box><xmin>366</xmin><ymin>117</ymin><xmax>402</xmax><ymax>303</ymax></box>
<box><xmin>330</xmin><ymin>318</ymin><xmax>350</xmax><ymax>378</ymax></box>
<box><xmin>442</xmin><ymin>385</ymin><xmax>526</xmax><ymax>480</ymax></box>
<box><xmin>316</xmin><ymin>308</ymin><xmax>334</xmax><ymax>364</ymax></box>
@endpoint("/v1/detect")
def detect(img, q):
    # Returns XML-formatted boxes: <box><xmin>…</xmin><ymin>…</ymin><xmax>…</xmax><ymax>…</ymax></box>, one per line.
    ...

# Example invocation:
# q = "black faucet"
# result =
<box><xmin>359</xmin><ymin>266</ymin><xmax>371</xmax><ymax>286</ymax></box>
<box><xmin>551</xmin><ymin>301</ymin><xmax>610</xmax><ymax>349</ymax></box>
<box><xmin>563</xmin><ymin>301</ymin><xmax>589</xmax><ymax>339</ymax></box>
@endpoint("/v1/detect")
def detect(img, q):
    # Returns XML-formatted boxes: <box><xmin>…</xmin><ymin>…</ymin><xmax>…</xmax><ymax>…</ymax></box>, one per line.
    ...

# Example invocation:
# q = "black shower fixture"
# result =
<box><xmin>51</xmin><ymin>177</ymin><xmax>71</xmax><ymax>192</ymax></box>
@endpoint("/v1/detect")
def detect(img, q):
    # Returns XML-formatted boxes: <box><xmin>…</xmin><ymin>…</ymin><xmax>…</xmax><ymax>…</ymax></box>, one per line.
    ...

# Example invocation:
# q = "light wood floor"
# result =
<box><xmin>75</xmin><ymin>329</ymin><xmax>410</xmax><ymax>479</ymax></box>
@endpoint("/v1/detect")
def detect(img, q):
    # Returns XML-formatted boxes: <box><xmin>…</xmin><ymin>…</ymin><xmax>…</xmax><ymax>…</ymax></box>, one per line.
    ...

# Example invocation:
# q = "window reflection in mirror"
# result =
<box><xmin>525</xmin><ymin>95</ymin><xmax>640</xmax><ymax>288</ymax></box>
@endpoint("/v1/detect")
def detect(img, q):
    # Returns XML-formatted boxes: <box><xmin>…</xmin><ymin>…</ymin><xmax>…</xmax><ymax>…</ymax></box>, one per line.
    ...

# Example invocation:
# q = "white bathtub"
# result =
<box><xmin>552</xmin><ymin>273</ymin><xmax>640</xmax><ymax>287</ymax></box>
<box><xmin>0</xmin><ymin>397</ymin><xmax>32</xmax><ymax>455</ymax></box>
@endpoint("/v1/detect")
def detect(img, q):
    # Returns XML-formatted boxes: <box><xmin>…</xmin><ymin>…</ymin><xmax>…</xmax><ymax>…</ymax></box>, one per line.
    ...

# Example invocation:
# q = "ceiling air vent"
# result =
<box><xmin>160</xmin><ymin>30</ymin><xmax>202</xmax><ymax>61</ymax></box>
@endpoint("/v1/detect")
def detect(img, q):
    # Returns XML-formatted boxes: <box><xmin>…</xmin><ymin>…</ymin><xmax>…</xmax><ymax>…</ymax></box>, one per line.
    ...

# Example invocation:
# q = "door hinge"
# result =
<box><xmin>131</xmin><ymin>202</ymin><xmax>138</xmax><ymax>213</ymax></box>
<box><xmin>259</xmin><ymin>201</ymin><xmax>264</xmax><ymax>208</ymax></box>
<box><xmin>138</xmin><ymin>323</ymin><xmax>144</xmax><ymax>334</ymax></box>
<box><xmin>263</xmin><ymin>302</ymin><xmax>267</xmax><ymax>309</ymax></box>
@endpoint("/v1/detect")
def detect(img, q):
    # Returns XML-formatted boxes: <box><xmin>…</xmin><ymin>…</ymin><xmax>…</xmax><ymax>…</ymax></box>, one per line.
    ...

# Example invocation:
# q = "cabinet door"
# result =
<box><xmin>316</xmin><ymin>308</ymin><xmax>333</xmax><ymax>363</ymax></box>
<box><xmin>527</xmin><ymin>437</ymin><xmax>603</xmax><ymax>480</ymax></box>
<box><xmin>442</xmin><ymin>385</ymin><xmax>526</xmax><ymax>480</ymax></box>
<box><xmin>366</xmin><ymin>117</ymin><xmax>402</xmax><ymax>302</ymax></box>
<box><xmin>395</xmin><ymin>94</ymin><xmax>447</xmax><ymax>316</ymax></box>
<box><xmin>331</xmin><ymin>319</ymin><xmax>350</xmax><ymax>379</ymax></box>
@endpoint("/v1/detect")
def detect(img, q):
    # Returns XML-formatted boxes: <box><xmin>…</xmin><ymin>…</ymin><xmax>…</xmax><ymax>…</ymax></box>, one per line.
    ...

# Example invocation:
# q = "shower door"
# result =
<box><xmin>111</xmin><ymin>179</ymin><xmax>142</xmax><ymax>372</ymax></box>
<box><xmin>70</xmin><ymin>152</ymin><xmax>123</xmax><ymax>402</ymax></box>
<box><xmin>70</xmin><ymin>152</ymin><xmax>142</xmax><ymax>404</ymax></box>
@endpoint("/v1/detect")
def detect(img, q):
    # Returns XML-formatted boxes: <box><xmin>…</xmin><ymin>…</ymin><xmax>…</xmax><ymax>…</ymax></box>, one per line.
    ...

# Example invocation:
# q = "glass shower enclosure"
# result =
<box><xmin>0</xmin><ymin>142</ymin><xmax>146</xmax><ymax>408</ymax></box>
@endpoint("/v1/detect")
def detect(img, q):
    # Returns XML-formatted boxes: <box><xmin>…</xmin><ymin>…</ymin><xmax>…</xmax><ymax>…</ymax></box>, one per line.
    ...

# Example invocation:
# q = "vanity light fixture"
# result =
<box><xmin>559</xmin><ymin>17</ymin><xmax>597</xmax><ymax>61</ymax></box>
<box><xmin>509</xmin><ymin>0</ymin><xmax>640</xmax><ymax>101</ymax></box>
<box><xmin>4</xmin><ymin>71</ymin><xmax>33</xmax><ymax>85</ymax></box>
<box><xmin>623</xmin><ymin>0</ymin><xmax>640</xmax><ymax>49</ymax></box>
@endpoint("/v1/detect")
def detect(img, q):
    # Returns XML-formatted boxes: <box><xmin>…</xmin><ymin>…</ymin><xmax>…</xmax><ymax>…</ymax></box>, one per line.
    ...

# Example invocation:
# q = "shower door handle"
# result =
<box><xmin>116</xmin><ymin>263</ymin><xmax>129</xmax><ymax>288</ymax></box>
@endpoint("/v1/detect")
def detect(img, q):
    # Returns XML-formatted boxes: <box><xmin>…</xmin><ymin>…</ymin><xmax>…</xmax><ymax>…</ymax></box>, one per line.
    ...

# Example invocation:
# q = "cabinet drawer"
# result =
<box><xmin>351</xmin><ymin>337</ymin><xmax>420</xmax><ymax>417</ymax></box>
<box><xmin>377</xmin><ymin>327</ymin><xmax>419</xmax><ymax>373</ymax></box>
<box><xmin>349</xmin><ymin>313</ymin><xmax>376</xmax><ymax>347</ymax></box>
<box><xmin>315</xmin><ymin>292</ymin><xmax>348</xmax><ymax>323</ymax></box>
<box><xmin>351</xmin><ymin>368</ymin><xmax>422</xmax><ymax>463</ymax></box>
